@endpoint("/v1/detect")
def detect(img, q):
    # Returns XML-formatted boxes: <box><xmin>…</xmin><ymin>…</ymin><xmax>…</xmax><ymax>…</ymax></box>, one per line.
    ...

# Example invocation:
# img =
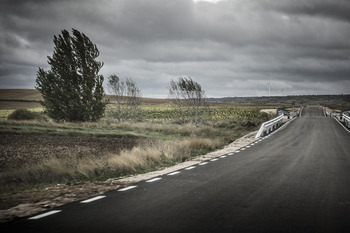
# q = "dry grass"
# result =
<box><xmin>0</xmin><ymin>137</ymin><xmax>222</xmax><ymax>193</ymax></box>
<box><xmin>0</xmin><ymin>89</ymin><xmax>267</xmax><ymax>194</ymax></box>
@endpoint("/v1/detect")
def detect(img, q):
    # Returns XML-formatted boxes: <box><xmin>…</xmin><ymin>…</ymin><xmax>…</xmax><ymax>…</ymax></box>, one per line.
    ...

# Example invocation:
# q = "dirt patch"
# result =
<box><xmin>0</xmin><ymin>134</ymin><xmax>142</xmax><ymax>172</ymax></box>
<box><xmin>0</xmin><ymin>131</ymin><xmax>258</xmax><ymax>223</ymax></box>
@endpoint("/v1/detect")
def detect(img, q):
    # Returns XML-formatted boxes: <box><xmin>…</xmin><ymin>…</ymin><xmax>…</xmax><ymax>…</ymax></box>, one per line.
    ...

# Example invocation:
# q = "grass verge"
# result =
<box><xmin>0</xmin><ymin>105</ymin><xmax>271</xmax><ymax>195</ymax></box>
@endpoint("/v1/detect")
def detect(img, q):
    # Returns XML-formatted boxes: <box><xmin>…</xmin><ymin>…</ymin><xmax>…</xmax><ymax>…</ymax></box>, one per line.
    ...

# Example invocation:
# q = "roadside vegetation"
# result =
<box><xmin>0</xmin><ymin>103</ymin><xmax>273</xmax><ymax>194</ymax></box>
<box><xmin>0</xmin><ymin>28</ymin><xmax>274</xmax><ymax>195</ymax></box>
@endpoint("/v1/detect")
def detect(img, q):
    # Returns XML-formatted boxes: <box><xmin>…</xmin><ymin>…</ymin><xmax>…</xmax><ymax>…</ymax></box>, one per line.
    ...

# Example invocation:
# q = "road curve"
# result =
<box><xmin>2</xmin><ymin>106</ymin><xmax>350</xmax><ymax>233</ymax></box>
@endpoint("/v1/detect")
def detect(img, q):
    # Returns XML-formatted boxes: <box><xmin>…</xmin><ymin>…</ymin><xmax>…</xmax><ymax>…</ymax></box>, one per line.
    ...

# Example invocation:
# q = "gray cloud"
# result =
<box><xmin>0</xmin><ymin>0</ymin><xmax>349</xmax><ymax>97</ymax></box>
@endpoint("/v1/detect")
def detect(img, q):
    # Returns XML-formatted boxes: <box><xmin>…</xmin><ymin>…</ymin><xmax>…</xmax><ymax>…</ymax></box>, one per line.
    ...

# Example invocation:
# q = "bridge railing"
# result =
<box><xmin>255</xmin><ymin>114</ymin><xmax>284</xmax><ymax>138</ymax></box>
<box><xmin>343</xmin><ymin>114</ymin><xmax>350</xmax><ymax>129</ymax></box>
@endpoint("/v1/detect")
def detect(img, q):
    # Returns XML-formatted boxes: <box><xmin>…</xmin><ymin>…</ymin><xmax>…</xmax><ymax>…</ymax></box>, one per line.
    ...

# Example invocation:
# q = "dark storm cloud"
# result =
<box><xmin>0</xmin><ymin>0</ymin><xmax>349</xmax><ymax>97</ymax></box>
<box><xmin>272</xmin><ymin>0</ymin><xmax>350</xmax><ymax>23</ymax></box>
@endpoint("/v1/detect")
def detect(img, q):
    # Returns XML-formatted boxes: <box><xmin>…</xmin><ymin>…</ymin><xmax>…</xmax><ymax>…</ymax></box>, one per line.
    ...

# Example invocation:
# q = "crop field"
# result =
<box><xmin>0</xmin><ymin>89</ymin><xmax>276</xmax><ymax>211</ymax></box>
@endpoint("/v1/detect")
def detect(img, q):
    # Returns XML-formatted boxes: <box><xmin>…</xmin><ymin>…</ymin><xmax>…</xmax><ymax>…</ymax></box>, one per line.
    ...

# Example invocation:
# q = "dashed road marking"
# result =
<box><xmin>241</xmin><ymin>148</ymin><xmax>246</xmax><ymax>150</ymax></box>
<box><xmin>199</xmin><ymin>162</ymin><xmax>208</xmax><ymax>165</ymax></box>
<box><xmin>146</xmin><ymin>177</ymin><xmax>162</xmax><ymax>183</ymax></box>
<box><xmin>28</xmin><ymin>210</ymin><xmax>62</xmax><ymax>220</ymax></box>
<box><xmin>80</xmin><ymin>196</ymin><xmax>106</xmax><ymax>203</ymax></box>
<box><xmin>228</xmin><ymin>152</ymin><xmax>234</xmax><ymax>155</ymax></box>
<box><xmin>211</xmin><ymin>158</ymin><xmax>219</xmax><ymax>161</ymax></box>
<box><xmin>168</xmin><ymin>171</ymin><xmax>181</xmax><ymax>176</ymax></box>
<box><xmin>185</xmin><ymin>166</ymin><xmax>196</xmax><ymax>170</ymax></box>
<box><xmin>235</xmin><ymin>150</ymin><xmax>240</xmax><ymax>153</ymax></box>
<box><xmin>220</xmin><ymin>155</ymin><xmax>227</xmax><ymax>158</ymax></box>
<box><xmin>118</xmin><ymin>186</ymin><xmax>137</xmax><ymax>192</ymax></box>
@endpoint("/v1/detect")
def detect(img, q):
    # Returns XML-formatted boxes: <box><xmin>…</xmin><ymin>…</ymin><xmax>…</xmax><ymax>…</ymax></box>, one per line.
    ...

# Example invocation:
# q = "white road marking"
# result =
<box><xmin>185</xmin><ymin>166</ymin><xmax>196</xmax><ymax>170</ymax></box>
<box><xmin>168</xmin><ymin>171</ymin><xmax>181</xmax><ymax>176</ymax></box>
<box><xmin>146</xmin><ymin>177</ymin><xmax>162</xmax><ymax>183</ymax></box>
<box><xmin>28</xmin><ymin>210</ymin><xmax>61</xmax><ymax>220</ymax></box>
<box><xmin>228</xmin><ymin>153</ymin><xmax>234</xmax><ymax>155</ymax></box>
<box><xmin>199</xmin><ymin>162</ymin><xmax>208</xmax><ymax>165</ymax></box>
<box><xmin>235</xmin><ymin>150</ymin><xmax>240</xmax><ymax>153</ymax></box>
<box><xmin>334</xmin><ymin>118</ymin><xmax>350</xmax><ymax>133</ymax></box>
<box><xmin>211</xmin><ymin>158</ymin><xmax>219</xmax><ymax>161</ymax></box>
<box><xmin>241</xmin><ymin>148</ymin><xmax>246</xmax><ymax>150</ymax></box>
<box><xmin>118</xmin><ymin>186</ymin><xmax>137</xmax><ymax>192</ymax></box>
<box><xmin>246</xmin><ymin>145</ymin><xmax>251</xmax><ymax>148</ymax></box>
<box><xmin>80</xmin><ymin>195</ymin><xmax>106</xmax><ymax>203</ymax></box>
<box><xmin>220</xmin><ymin>155</ymin><xmax>227</xmax><ymax>158</ymax></box>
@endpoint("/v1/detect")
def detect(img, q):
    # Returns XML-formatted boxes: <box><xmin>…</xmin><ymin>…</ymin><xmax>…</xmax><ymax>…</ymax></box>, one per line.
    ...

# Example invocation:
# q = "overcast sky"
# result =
<box><xmin>1</xmin><ymin>0</ymin><xmax>349</xmax><ymax>98</ymax></box>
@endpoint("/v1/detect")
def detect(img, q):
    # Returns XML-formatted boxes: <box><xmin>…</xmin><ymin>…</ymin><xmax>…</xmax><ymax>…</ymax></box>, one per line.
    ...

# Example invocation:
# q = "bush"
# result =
<box><xmin>8</xmin><ymin>109</ymin><xmax>42</xmax><ymax>121</ymax></box>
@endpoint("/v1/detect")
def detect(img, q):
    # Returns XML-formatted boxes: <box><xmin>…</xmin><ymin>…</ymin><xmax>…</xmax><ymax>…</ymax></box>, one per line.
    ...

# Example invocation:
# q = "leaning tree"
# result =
<box><xmin>169</xmin><ymin>77</ymin><xmax>208</xmax><ymax>124</ymax></box>
<box><xmin>35</xmin><ymin>28</ymin><xmax>106</xmax><ymax>121</ymax></box>
<box><xmin>108</xmin><ymin>74</ymin><xmax>142</xmax><ymax>122</ymax></box>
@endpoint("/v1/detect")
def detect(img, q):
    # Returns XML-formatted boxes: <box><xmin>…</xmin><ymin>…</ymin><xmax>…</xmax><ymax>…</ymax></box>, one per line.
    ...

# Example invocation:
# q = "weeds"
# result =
<box><xmin>0</xmin><ymin>105</ymin><xmax>269</xmax><ymax>194</ymax></box>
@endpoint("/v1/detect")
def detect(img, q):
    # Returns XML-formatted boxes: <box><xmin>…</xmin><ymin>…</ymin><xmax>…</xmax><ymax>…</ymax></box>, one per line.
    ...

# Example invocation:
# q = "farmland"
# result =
<box><xmin>0</xmin><ymin>90</ymin><xmax>275</xmax><ymax>196</ymax></box>
<box><xmin>0</xmin><ymin>89</ymin><xmax>281</xmax><ymax>220</ymax></box>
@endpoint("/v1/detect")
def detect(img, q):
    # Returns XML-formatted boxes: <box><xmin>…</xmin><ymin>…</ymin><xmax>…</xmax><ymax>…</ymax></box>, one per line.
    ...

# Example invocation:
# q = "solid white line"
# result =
<box><xmin>168</xmin><ymin>171</ymin><xmax>181</xmax><ymax>176</ymax></box>
<box><xmin>199</xmin><ymin>162</ymin><xmax>208</xmax><ymax>165</ymax></box>
<box><xmin>334</xmin><ymin>118</ymin><xmax>350</xmax><ymax>134</ymax></box>
<box><xmin>146</xmin><ymin>177</ymin><xmax>162</xmax><ymax>183</ymax></box>
<box><xmin>80</xmin><ymin>195</ymin><xmax>106</xmax><ymax>203</ymax></box>
<box><xmin>185</xmin><ymin>166</ymin><xmax>196</xmax><ymax>170</ymax></box>
<box><xmin>211</xmin><ymin>158</ymin><xmax>219</xmax><ymax>161</ymax></box>
<box><xmin>118</xmin><ymin>186</ymin><xmax>137</xmax><ymax>192</ymax></box>
<box><xmin>28</xmin><ymin>210</ymin><xmax>61</xmax><ymax>220</ymax></box>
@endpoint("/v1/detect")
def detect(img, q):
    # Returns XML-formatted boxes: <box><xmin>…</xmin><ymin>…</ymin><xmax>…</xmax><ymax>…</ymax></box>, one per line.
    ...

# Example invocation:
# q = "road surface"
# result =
<box><xmin>2</xmin><ymin>106</ymin><xmax>350</xmax><ymax>233</ymax></box>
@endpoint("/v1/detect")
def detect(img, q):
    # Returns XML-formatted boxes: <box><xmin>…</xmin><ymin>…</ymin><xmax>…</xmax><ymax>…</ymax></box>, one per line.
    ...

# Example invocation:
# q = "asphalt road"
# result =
<box><xmin>2</xmin><ymin>106</ymin><xmax>350</xmax><ymax>233</ymax></box>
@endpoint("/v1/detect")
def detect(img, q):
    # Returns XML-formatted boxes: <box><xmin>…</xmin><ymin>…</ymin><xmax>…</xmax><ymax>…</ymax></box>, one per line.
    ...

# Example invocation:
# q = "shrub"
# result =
<box><xmin>8</xmin><ymin>109</ymin><xmax>42</xmax><ymax>121</ymax></box>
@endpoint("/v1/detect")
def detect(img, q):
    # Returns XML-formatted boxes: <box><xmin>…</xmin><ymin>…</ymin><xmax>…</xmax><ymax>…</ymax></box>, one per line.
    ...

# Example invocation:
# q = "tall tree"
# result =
<box><xmin>169</xmin><ymin>77</ymin><xmax>208</xmax><ymax>124</ymax></box>
<box><xmin>108</xmin><ymin>75</ymin><xmax>142</xmax><ymax>122</ymax></box>
<box><xmin>35</xmin><ymin>28</ymin><xmax>106</xmax><ymax>121</ymax></box>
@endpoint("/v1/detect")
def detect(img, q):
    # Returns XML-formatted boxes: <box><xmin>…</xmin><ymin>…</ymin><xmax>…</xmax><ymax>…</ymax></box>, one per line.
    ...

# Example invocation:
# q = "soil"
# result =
<box><xmin>0</xmin><ymin>131</ymin><xmax>258</xmax><ymax>223</ymax></box>
<box><xmin>0</xmin><ymin>134</ymin><xmax>142</xmax><ymax>172</ymax></box>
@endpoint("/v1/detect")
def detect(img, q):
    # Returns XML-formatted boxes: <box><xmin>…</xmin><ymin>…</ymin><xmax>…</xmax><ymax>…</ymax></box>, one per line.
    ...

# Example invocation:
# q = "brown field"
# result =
<box><xmin>0</xmin><ymin>89</ymin><xmax>269</xmax><ymax>222</ymax></box>
<box><xmin>0</xmin><ymin>89</ymin><xmax>172</xmax><ymax>108</ymax></box>
<box><xmin>0</xmin><ymin>89</ymin><xmax>42</xmax><ymax>101</ymax></box>
<box><xmin>0</xmin><ymin>134</ymin><xmax>143</xmax><ymax>172</ymax></box>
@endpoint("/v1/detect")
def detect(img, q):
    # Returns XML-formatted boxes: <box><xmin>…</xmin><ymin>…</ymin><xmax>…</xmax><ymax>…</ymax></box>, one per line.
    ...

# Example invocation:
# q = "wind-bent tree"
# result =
<box><xmin>35</xmin><ymin>28</ymin><xmax>106</xmax><ymax>121</ymax></box>
<box><xmin>169</xmin><ymin>77</ymin><xmax>208</xmax><ymax>124</ymax></box>
<box><xmin>108</xmin><ymin>74</ymin><xmax>142</xmax><ymax>122</ymax></box>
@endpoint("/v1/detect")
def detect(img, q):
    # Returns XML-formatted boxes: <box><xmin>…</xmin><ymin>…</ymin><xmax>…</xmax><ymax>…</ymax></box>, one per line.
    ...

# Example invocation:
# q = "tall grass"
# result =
<box><xmin>0</xmin><ymin>137</ymin><xmax>222</xmax><ymax>193</ymax></box>
<box><xmin>0</xmin><ymin>104</ymin><xmax>270</xmax><ymax>193</ymax></box>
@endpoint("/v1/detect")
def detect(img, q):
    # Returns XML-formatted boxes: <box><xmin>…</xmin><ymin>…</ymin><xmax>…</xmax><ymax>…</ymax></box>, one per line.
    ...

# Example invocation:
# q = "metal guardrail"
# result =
<box><xmin>255</xmin><ymin>114</ymin><xmax>284</xmax><ymax>138</ymax></box>
<box><xmin>343</xmin><ymin>114</ymin><xmax>350</xmax><ymax>129</ymax></box>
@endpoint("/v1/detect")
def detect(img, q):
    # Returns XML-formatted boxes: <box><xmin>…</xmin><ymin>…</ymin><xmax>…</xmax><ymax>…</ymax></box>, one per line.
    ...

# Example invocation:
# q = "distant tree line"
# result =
<box><xmin>35</xmin><ymin>28</ymin><xmax>208</xmax><ymax>124</ymax></box>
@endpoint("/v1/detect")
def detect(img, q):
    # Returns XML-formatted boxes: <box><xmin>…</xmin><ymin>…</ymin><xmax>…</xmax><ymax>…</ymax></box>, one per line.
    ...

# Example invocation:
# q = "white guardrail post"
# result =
<box><xmin>255</xmin><ymin>114</ymin><xmax>284</xmax><ymax>138</ymax></box>
<box><xmin>343</xmin><ymin>114</ymin><xmax>350</xmax><ymax>129</ymax></box>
